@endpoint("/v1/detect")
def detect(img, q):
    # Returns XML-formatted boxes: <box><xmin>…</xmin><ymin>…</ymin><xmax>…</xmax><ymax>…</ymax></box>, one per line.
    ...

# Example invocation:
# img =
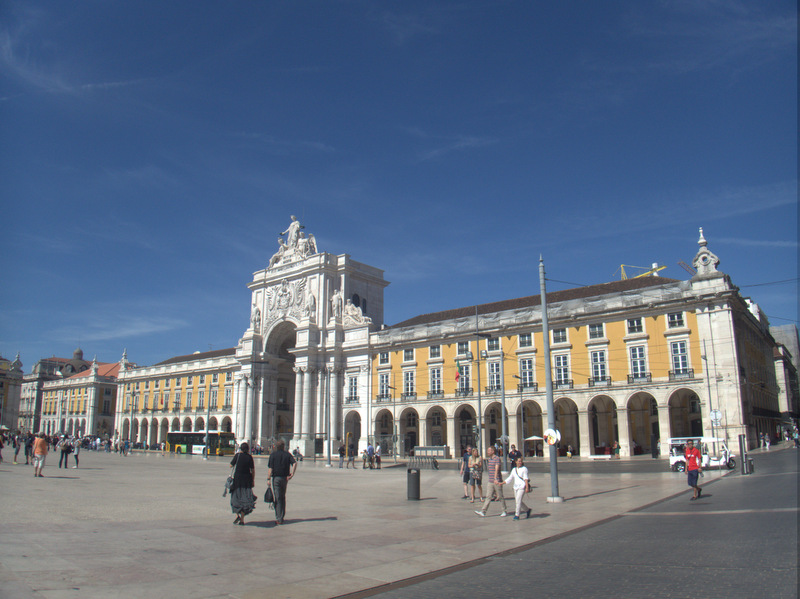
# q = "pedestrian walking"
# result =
<box><xmin>230</xmin><ymin>443</ymin><xmax>256</xmax><ymax>525</ymax></box>
<box><xmin>347</xmin><ymin>442</ymin><xmax>355</xmax><ymax>468</ymax></box>
<box><xmin>685</xmin><ymin>439</ymin><xmax>703</xmax><ymax>500</ymax></box>
<box><xmin>24</xmin><ymin>433</ymin><xmax>33</xmax><ymax>465</ymax></box>
<box><xmin>375</xmin><ymin>443</ymin><xmax>382</xmax><ymax>469</ymax></box>
<box><xmin>504</xmin><ymin>456</ymin><xmax>532</xmax><ymax>520</ymax></box>
<box><xmin>13</xmin><ymin>433</ymin><xmax>22</xmax><ymax>464</ymax></box>
<box><xmin>58</xmin><ymin>436</ymin><xmax>72</xmax><ymax>468</ymax></box>
<box><xmin>72</xmin><ymin>437</ymin><xmax>81</xmax><ymax>468</ymax></box>
<box><xmin>33</xmin><ymin>432</ymin><xmax>48</xmax><ymax>477</ymax></box>
<box><xmin>459</xmin><ymin>445</ymin><xmax>472</xmax><ymax>499</ymax></box>
<box><xmin>475</xmin><ymin>446</ymin><xmax>508</xmax><ymax>517</ymax></box>
<box><xmin>468</xmin><ymin>448</ymin><xmax>484</xmax><ymax>503</ymax></box>
<box><xmin>267</xmin><ymin>440</ymin><xmax>297</xmax><ymax>525</ymax></box>
<box><xmin>338</xmin><ymin>444</ymin><xmax>345</xmax><ymax>468</ymax></box>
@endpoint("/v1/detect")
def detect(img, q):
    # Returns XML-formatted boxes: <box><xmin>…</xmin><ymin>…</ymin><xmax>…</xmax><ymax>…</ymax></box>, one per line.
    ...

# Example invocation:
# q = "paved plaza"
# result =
<box><xmin>0</xmin><ymin>448</ymin><xmax>783</xmax><ymax>599</ymax></box>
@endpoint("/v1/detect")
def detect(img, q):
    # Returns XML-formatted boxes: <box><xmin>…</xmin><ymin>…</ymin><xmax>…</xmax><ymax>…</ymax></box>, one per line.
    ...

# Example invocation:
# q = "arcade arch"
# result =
<box><xmin>399</xmin><ymin>407</ymin><xmax>419</xmax><ymax>456</ymax></box>
<box><xmin>344</xmin><ymin>411</ymin><xmax>361</xmax><ymax>452</ymax></box>
<box><xmin>554</xmin><ymin>397</ymin><xmax>579</xmax><ymax>456</ymax></box>
<box><xmin>424</xmin><ymin>405</ymin><xmax>447</xmax><ymax>447</ymax></box>
<box><xmin>455</xmin><ymin>405</ymin><xmax>477</xmax><ymax>456</ymax></box>
<box><xmin>627</xmin><ymin>392</ymin><xmax>660</xmax><ymax>454</ymax></box>
<box><xmin>518</xmin><ymin>400</ymin><xmax>543</xmax><ymax>456</ymax></box>
<box><xmin>668</xmin><ymin>388</ymin><xmax>703</xmax><ymax>438</ymax></box>
<box><xmin>588</xmin><ymin>395</ymin><xmax>617</xmax><ymax>454</ymax></box>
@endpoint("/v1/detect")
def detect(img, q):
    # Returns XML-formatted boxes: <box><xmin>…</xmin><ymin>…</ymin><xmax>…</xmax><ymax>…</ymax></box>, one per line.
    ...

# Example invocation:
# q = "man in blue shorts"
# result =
<box><xmin>685</xmin><ymin>440</ymin><xmax>703</xmax><ymax>500</ymax></box>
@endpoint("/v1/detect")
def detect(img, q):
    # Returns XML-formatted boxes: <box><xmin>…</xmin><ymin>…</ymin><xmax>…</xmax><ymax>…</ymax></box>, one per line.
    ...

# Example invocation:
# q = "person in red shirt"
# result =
<box><xmin>685</xmin><ymin>440</ymin><xmax>703</xmax><ymax>500</ymax></box>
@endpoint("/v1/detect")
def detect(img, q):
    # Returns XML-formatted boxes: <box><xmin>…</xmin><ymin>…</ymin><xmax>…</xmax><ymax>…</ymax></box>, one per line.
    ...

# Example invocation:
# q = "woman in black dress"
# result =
<box><xmin>230</xmin><ymin>442</ymin><xmax>256</xmax><ymax>525</ymax></box>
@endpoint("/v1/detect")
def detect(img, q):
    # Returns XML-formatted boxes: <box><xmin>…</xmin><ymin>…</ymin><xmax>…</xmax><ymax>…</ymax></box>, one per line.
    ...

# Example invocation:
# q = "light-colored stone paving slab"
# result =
<box><xmin>0</xmin><ymin>451</ymin><xmax>712</xmax><ymax>599</ymax></box>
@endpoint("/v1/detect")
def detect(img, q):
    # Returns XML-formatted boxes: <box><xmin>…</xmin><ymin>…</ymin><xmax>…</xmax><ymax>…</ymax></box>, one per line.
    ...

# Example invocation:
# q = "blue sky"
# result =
<box><xmin>1</xmin><ymin>1</ymin><xmax>797</xmax><ymax>370</ymax></box>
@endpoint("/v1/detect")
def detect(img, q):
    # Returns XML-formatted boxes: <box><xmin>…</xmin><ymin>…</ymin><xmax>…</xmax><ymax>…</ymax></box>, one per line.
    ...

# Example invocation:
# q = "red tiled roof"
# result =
<box><xmin>390</xmin><ymin>276</ymin><xmax>682</xmax><ymax>329</ymax></box>
<box><xmin>65</xmin><ymin>362</ymin><xmax>121</xmax><ymax>380</ymax></box>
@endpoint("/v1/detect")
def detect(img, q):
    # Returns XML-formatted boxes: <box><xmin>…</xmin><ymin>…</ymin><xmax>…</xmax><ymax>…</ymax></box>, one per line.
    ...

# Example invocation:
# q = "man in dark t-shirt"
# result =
<box><xmin>267</xmin><ymin>440</ymin><xmax>297</xmax><ymax>524</ymax></box>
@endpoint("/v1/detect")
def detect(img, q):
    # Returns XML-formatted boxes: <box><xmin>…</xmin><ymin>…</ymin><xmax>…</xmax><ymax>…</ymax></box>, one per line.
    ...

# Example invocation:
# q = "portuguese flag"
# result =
<box><xmin>455</xmin><ymin>360</ymin><xmax>461</xmax><ymax>382</ymax></box>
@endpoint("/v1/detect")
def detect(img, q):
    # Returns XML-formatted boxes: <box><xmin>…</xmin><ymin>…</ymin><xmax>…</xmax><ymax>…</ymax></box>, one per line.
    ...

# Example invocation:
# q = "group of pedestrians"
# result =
<box><xmin>228</xmin><ymin>439</ymin><xmax>298</xmax><ymax>527</ymax></box>
<box><xmin>461</xmin><ymin>444</ymin><xmax>533</xmax><ymax>520</ymax></box>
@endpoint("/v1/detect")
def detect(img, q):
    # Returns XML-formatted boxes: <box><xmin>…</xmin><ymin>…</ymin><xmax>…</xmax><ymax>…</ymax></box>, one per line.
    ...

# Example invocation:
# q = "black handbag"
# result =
<box><xmin>264</xmin><ymin>484</ymin><xmax>274</xmax><ymax>504</ymax></box>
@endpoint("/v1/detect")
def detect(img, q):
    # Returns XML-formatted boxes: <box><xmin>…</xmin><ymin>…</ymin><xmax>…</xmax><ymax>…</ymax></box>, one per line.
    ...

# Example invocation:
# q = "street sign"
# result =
<box><xmin>709</xmin><ymin>409</ymin><xmax>721</xmax><ymax>421</ymax></box>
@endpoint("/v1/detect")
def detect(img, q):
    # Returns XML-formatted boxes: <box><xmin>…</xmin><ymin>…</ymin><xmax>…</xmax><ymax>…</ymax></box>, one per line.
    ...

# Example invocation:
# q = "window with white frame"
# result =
<box><xmin>432</xmin><ymin>411</ymin><xmax>442</xmax><ymax>426</ymax></box>
<box><xmin>174</xmin><ymin>391</ymin><xmax>181</xmax><ymax>409</ymax></box>
<box><xmin>487</xmin><ymin>337</ymin><xmax>500</xmax><ymax>352</ymax></box>
<box><xmin>406</xmin><ymin>412</ymin><xmax>417</xmax><ymax>427</ymax></box>
<box><xmin>379</xmin><ymin>373</ymin><xmax>390</xmax><ymax>398</ymax></box>
<box><xmin>630</xmin><ymin>346</ymin><xmax>647</xmax><ymax>377</ymax></box>
<box><xmin>671</xmin><ymin>341</ymin><xmax>689</xmax><ymax>373</ymax></box>
<box><xmin>519</xmin><ymin>358</ymin><xmax>535</xmax><ymax>386</ymax></box>
<box><xmin>429</xmin><ymin>345</ymin><xmax>441</xmax><ymax>359</ymax></box>
<box><xmin>210</xmin><ymin>389</ymin><xmax>218</xmax><ymax>406</ymax></box>
<box><xmin>552</xmin><ymin>328</ymin><xmax>567</xmax><ymax>344</ymax></box>
<box><xmin>627</xmin><ymin>318</ymin><xmax>643</xmax><ymax>334</ymax></box>
<box><xmin>198</xmin><ymin>390</ymin><xmax>205</xmax><ymax>409</ymax></box>
<box><xmin>186</xmin><ymin>376</ymin><xmax>192</xmax><ymax>387</ymax></box>
<box><xmin>554</xmin><ymin>354</ymin><xmax>570</xmax><ymax>384</ymax></box>
<box><xmin>457</xmin><ymin>341</ymin><xmax>470</xmax><ymax>355</ymax></box>
<box><xmin>519</xmin><ymin>333</ymin><xmax>532</xmax><ymax>347</ymax></box>
<box><xmin>488</xmin><ymin>362</ymin><xmax>501</xmax><ymax>389</ymax></box>
<box><xmin>212</xmin><ymin>373</ymin><xmax>219</xmax><ymax>383</ymax></box>
<box><xmin>225</xmin><ymin>388</ymin><xmax>231</xmax><ymax>405</ymax></box>
<box><xmin>379</xmin><ymin>352</ymin><xmax>389</xmax><ymax>365</ymax></box>
<box><xmin>186</xmin><ymin>390</ymin><xmax>193</xmax><ymax>407</ymax></box>
<box><xmin>144</xmin><ymin>380</ymin><xmax>149</xmax><ymax>390</ymax></box>
<box><xmin>175</xmin><ymin>377</ymin><xmax>181</xmax><ymax>387</ymax></box>
<box><xmin>589</xmin><ymin>323</ymin><xmax>604</xmax><ymax>339</ymax></box>
<box><xmin>667</xmin><ymin>312</ymin><xmax>685</xmax><ymax>328</ymax></box>
<box><xmin>458</xmin><ymin>363</ymin><xmax>471</xmax><ymax>391</ymax></box>
<box><xmin>591</xmin><ymin>350</ymin><xmax>607</xmax><ymax>380</ymax></box>
<box><xmin>430</xmin><ymin>368</ymin><xmax>442</xmax><ymax>393</ymax></box>
<box><xmin>403</xmin><ymin>371</ymin><xmax>415</xmax><ymax>395</ymax></box>
<box><xmin>348</xmin><ymin>376</ymin><xmax>358</xmax><ymax>400</ymax></box>
<box><xmin>199</xmin><ymin>374</ymin><xmax>206</xmax><ymax>385</ymax></box>
<box><xmin>403</xmin><ymin>348</ymin><xmax>414</xmax><ymax>362</ymax></box>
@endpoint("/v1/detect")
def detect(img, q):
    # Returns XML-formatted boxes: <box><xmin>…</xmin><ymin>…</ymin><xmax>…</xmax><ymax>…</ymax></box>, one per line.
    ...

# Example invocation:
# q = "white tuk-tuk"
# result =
<box><xmin>668</xmin><ymin>436</ymin><xmax>736</xmax><ymax>472</ymax></box>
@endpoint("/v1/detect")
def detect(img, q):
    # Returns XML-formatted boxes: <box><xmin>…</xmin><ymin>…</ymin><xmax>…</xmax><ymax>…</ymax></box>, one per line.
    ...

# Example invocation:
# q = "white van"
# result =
<box><xmin>668</xmin><ymin>436</ymin><xmax>736</xmax><ymax>471</ymax></box>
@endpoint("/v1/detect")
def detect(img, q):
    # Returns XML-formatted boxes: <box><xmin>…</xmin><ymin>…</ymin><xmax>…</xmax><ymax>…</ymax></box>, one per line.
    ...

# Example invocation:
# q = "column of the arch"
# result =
<box><xmin>315</xmin><ymin>368</ymin><xmax>326</xmax><ymax>440</ymax></box>
<box><xmin>508</xmin><ymin>412</ymin><xmax>522</xmax><ymax>460</ymax></box>
<box><xmin>577</xmin><ymin>409</ymin><xmax>591</xmax><ymax>456</ymax></box>
<box><xmin>616</xmin><ymin>407</ymin><xmax>631</xmax><ymax>456</ymax></box>
<box><xmin>331</xmin><ymin>368</ymin><xmax>343</xmax><ymax>441</ymax></box>
<box><xmin>292</xmin><ymin>368</ymin><xmax>304</xmax><ymax>440</ymax></box>
<box><xmin>87</xmin><ymin>386</ymin><xmax>98</xmax><ymax>436</ymax></box>
<box><xmin>657</xmin><ymin>403</ymin><xmax>671</xmax><ymax>457</ymax></box>
<box><xmin>244</xmin><ymin>377</ymin><xmax>257</xmax><ymax>444</ymax></box>
<box><xmin>301</xmin><ymin>367</ymin><xmax>315</xmax><ymax>440</ymax></box>
<box><xmin>446</xmin><ymin>412</ymin><xmax>458</xmax><ymax>457</ymax></box>
<box><xmin>234</xmin><ymin>376</ymin><xmax>245</xmax><ymax>442</ymax></box>
<box><xmin>418</xmin><ymin>412</ymin><xmax>428</xmax><ymax>448</ymax></box>
<box><xmin>260</xmin><ymin>375</ymin><xmax>276</xmax><ymax>442</ymax></box>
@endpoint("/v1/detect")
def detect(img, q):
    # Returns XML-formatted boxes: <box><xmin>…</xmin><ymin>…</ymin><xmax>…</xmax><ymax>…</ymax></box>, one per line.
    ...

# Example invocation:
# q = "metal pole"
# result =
<box><xmin>540</xmin><ymin>256</ymin><xmax>562</xmax><ymax>502</ymax></box>
<box><xmin>500</xmin><ymin>353</ymin><xmax>508</xmax><ymax>471</ymax></box>
<box><xmin>475</xmin><ymin>307</ymin><xmax>483</xmax><ymax>452</ymax></box>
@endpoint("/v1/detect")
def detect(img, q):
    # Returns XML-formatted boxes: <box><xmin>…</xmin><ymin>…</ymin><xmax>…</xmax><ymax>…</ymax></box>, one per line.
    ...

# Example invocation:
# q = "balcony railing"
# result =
<box><xmin>173</xmin><ymin>406</ymin><xmax>181</xmax><ymax>412</ymax></box>
<box><xmin>517</xmin><ymin>382</ymin><xmax>539</xmax><ymax>392</ymax></box>
<box><xmin>627</xmin><ymin>373</ymin><xmax>652</xmax><ymax>384</ymax></box>
<box><xmin>401</xmin><ymin>392</ymin><xmax>417</xmax><ymax>400</ymax></box>
<box><xmin>375</xmin><ymin>393</ymin><xmax>392</xmax><ymax>402</ymax></box>
<box><xmin>427</xmin><ymin>390</ymin><xmax>444</xmax><ymax>399</ymax></box>
<box><xmin>588</xmin><ymin>376</ymin><xmax>612</xmax><ymax>387</ymax></box>
<box><xmin>455</xmin><ymin>387</ymin><xmax>473</xmax><ymax>397</ymax></box>
<box><xmin>345</xmin><ymin>395</ymin><xmax>360</xmax><ymax>404</ymax></box>
<box><xmin>554</xmin><ymin>379</ymin><xmax>574</xmax><ymax>390</ymax></box>
<box><xmin>669</xmin><ymin>369</ymin><xmax>695</xmax><ymax>381</ymax></box>
<box><xmin>485</xmin><ymin>385</ymin><xmax>502</xmax><ymax>394</ymax></box>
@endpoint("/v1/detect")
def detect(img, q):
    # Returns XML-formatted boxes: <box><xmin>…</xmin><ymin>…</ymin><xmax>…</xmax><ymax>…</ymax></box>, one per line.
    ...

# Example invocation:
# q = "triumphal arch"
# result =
<box><xmin>232</xmin><ymin>217</ymin><xmax>388</xmax><ymax>455</ymax></box>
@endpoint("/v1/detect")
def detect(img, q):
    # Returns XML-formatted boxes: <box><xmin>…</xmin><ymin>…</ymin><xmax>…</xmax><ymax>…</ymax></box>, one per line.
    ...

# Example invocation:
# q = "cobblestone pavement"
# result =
<box><xmin>0</xmin><ymin>446</ymin><xmax>792</xmax><ymax>599</ymax></box>
<box><xmin>349</xmin><ymin>447</ymin><xmax>799</xmax><ymax>599</ymax></box>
